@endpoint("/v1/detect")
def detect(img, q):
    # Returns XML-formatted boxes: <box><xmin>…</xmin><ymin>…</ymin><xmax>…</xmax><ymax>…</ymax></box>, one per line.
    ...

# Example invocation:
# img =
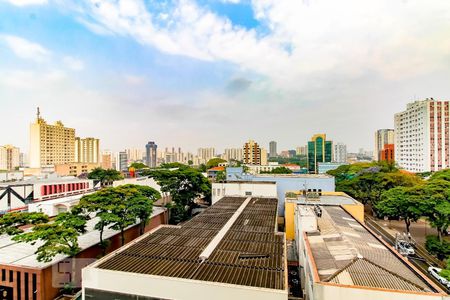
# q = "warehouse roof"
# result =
<box><xmin>306</xmin><ymin>206</ymin><xmax>437</xmax><ymax>293</ymax></box>
<box><xmin>95</xmin><ymin>196</ymin><xmax>285</xmax><ymax>290</ymax></box>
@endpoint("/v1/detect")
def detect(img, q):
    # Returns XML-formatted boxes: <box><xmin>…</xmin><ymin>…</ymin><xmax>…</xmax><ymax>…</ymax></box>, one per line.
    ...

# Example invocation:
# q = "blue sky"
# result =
<box><xmin>1</xmin><ymin>0</ymin><xmax>450</xmax><ymax>154</ymax></box>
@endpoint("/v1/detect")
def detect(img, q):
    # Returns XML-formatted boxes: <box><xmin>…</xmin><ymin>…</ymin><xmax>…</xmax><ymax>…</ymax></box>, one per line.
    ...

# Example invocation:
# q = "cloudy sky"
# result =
<box><xmin>1</xmin><ymin>0</ymin><xmax>450</xmax><ymax>153</ymax></box>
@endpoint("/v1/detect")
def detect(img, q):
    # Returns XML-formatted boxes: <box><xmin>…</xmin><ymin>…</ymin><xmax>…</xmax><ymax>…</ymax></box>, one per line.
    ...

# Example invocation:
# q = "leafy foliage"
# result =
<box><xmin>260</xmin><ymin>166</ymin><xmax>293</xmax><ymax>174</ymax></box>
<box><xmin>206</xmin><ymin>158</ymin><xmax>227</xmax><ymax>169</ymax></box>
<box><xmin>268</xmin><ymin>155</ymin><xmax>307</xmax><ymax>167</ymax></box>
<box><xmin>88</xmin><ymin>168</ymin><xmax>124</xmax><ymax>186</ymax></box>
<box><xmin>0</xmin><ymin>212</ymin><xmax>49</xmax><ymax>235</ymax></box>
<box><xmin>425</xmin><ymin>235</ymin><xmax>450</xmax><ymax>260</ymax></box>
<box><xmin>129</xmin><ymin>162</ymin><xmax>148</xmax><ymax>170</ymax></box>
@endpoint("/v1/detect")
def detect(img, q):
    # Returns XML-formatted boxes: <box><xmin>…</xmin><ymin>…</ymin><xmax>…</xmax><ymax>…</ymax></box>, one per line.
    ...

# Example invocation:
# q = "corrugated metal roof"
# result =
<box><xmin>96</xmin><ymin>197</ymin><xmax>285</xmax><ymax>290</ymax></box>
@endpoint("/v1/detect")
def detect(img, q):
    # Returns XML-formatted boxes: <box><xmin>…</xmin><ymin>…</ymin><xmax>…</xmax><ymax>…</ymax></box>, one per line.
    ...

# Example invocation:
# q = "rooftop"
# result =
<box><xmin>289</xmin><ymin>193</ymin><xmax>360</xmax><ymax>206</ymax></box>
<box><xmin>0</xmin><ymin>176</ymin><xmax>91</xmax><ymax>187</ymax></box>
<box><xmin>306</xmin><ymin>205</ymin><xmax>438</xmax><ymax>293</ymax></box>
<box><xmin>255</xmin><ymin>173</ymin><xmax>333</xmax><ymax>179</ymax></box>
<box><xmin>92</xmin><ymin>196</ymin><xmax>285</xmax><ymax>290</ymax></box>
<box><xmin>0</xmin><ymin>207</ymin><xmax>166</xmax><ymax>269</ymax></box>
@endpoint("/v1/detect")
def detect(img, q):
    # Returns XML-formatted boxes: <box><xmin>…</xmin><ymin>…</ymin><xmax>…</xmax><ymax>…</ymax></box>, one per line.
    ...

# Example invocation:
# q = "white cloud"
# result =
<box><xmin>63</xmin><ymin>56</ymin><xmax>85</xmax><ymax>71</ymax></box>
<box><xmin>0</xmin><ymin>69</ymin><xmax>65</xmax><ymax>89</ymax></box>
<box><xmin>124</xmin><ymin>74</ymin><xmax>145</xmax><ymax>85</ymax></box>
<box><xmin>3</xmin><ymin>0</ymin><xmax>47</xmax><ymax>6</ymax></box>
<box><xmin>2</xmin><ymin>35</ymin><xmax>50</xmax><ymax>62</ymax></box>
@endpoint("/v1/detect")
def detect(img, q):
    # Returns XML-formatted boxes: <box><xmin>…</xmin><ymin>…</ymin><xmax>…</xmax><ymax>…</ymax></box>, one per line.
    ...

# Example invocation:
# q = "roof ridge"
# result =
<box><xmin>326</xmin><ymin>257</ymin><xmax>425</xmax><ymax>291</ymax></box>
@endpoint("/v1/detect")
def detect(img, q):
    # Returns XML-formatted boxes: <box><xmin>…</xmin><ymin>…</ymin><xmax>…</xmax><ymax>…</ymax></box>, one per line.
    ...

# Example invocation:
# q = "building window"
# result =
<box><xmin>245</xmin><ymin>191</ymin><xmax>252</xmax><ymax>196</ymax></box>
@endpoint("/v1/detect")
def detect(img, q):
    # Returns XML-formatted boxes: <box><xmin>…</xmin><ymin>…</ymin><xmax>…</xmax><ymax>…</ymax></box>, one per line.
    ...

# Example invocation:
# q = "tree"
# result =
<box><xmin>12</xmin><ymin>212</ymin><xmax>86</xmax><ymax>262</ymax></box>
<box><xmin>206</xmin><ymin>158</ymin><xmax>227</xmax><ymax>169</ymax></box>
<box><xmin>261</xmin><ymin>166</ymin><xmax>292</xmax><ymax>174</ymax></box>
<box><xmin>123</xmin><ymin>185</ymin><xmax>159</xmax><ymax>235</ymax></box>
<box><xmin>88</xmin><ymin>168</ymin><xmax>123</xmax><ymax>187</ymax></box>
<box><xmin>425</xmin><ymin>235</ymin><xmax>450</xmax><ymax>260</ymax></box>
<box><xmin>376</xmin><ymin>186</ymin><xmax>425</xmax><ymax>234</ymax></box>
<box><xmin>129</xmin><ymin>162</ymin><xmax>148</xmax><ymax>170</ymax></box>
<box><xmin>440</xmin><ymin>260</ymin><xmax>450</xmax><ymax>281</ymax></box>
<box><xmin>422</xmin><ymin>179</ymin><xmax>450</xmax><ymax>242</ymax></box>
<box><xmin>148</xmin><ymin>166</ymin><xmax>211</xmax><ymax>223</ymax></box>
<box><xmin>215</xmin><ymin>171</ymin><xmax>226</xmax><ymax>182</ymax></box>
<box><xmin>0</xmin><ymin>212</ymin><xmax>49</xmax><ymax>236</ymax></box>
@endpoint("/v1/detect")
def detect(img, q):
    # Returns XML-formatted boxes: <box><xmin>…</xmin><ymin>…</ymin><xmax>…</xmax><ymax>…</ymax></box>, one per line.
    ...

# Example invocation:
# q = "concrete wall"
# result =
<box><xmin>211</xmin><ymin>182</ymin><xmax>277</xmax><ymax>204</ymax></box>
<box><xmin>82</xmin><ymin>267</ymin><xmax>287</xmax><ymax>300</ymax></box>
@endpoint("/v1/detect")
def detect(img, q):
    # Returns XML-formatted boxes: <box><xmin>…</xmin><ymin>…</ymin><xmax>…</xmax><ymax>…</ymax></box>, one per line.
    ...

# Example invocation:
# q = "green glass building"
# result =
<box><xmin>307</xmin><ymin>134</ymin><xmax>333</xmax><ymax>173</ymax></box>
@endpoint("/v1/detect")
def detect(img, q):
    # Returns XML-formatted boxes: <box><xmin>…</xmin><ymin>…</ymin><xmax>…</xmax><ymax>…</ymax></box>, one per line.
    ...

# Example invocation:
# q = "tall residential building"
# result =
<box><xmin>395</xmin><ymin>98</ymin><xmax>450</xmax><ymax>172</ymax></box>
<box><xmin>101</xmin><ymin>150</ymin><xmax>113</xmax><ymax>169</ymax></box>
<box><xmin>197</xmin><ymin>147</ymin><xmax>215</xmax><ymax>161</ymax></box>
<box><xmin>380</xmin><ymin>144</ymin><xmax>395</xmax><ymax>162</ymax></box>
<box><xmin>29</xmin><ymin>108</ymin><xmax>75</xmax><ymax>168</ymax></box>
<box><xmin>75</xmin><ymin>137</ymin><xmax>100</xmax><ymax>164</ymax></box>
<box><xmin>223</xmin><ymin>148</ymin><xmax>243</xmax><ymax>161</ymax></box>
<box><xmin>126</xmin><ymin>148</ymin><xmax>144</xmax><ymax>162</ymax></box>
<box><xmin>296</xmin><ymin>145</ymin><xmax>307</xmax><ymax>156</ymax></box>
<box><xmin>333</xmin><ymin>143</ymin><xmax>347</xmax><ymax>163</ymax></box>
<box><xmin>243</xmin><ymin>140</ymin><xmax>261</xmax><ymax>165</ymax></box>
<box><xmin>261</xmin><ymin>148</ymin><xmax>268</xmax><ymax>165</ymax></box>
<box><xmin>115</xmin><ymin>151</ymin><xmax>128</xmax><ymax>172</ymax></box>
<box><xmin>307</xmin><ymin>134</ymin><xmax>333</xmax><ymax>173</ymax></box>
<box><xmin>269</xmin><ymin>141</ymin><xmax>277</xmax><ymax>158</ymax></box>
<box><xmin>145</xmin><ymin>141</ymin><xmax>157</xmax><ymax>167</ymax></box>
<box><xmin>0</xmin><ymin>145</ymin><xmax>20</xmax><ymax>170</ymax></box>
<box><xmin>374</xmin><ymin>129</ymin><xmax>394</xmax><ymax>161</ymax></box>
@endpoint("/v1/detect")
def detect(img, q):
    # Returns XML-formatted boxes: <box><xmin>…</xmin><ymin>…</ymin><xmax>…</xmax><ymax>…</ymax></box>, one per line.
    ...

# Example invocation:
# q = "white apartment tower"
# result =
<box><xmin>395</xmin><ymin>98</ymin><xmax>450</xmax><ymax>172</ymax></box>
<box><xmin>333</xmin><ymin>143</ymin><xmax>347</xmax><ymax>163</ymax></box>
<box><xmin>75</xmin><ymin>137</ymin><xmax>100</xmax><ymax>164</ymax></box>
<box><xmin>374</xmin><ymin>129</ymin><xmax>394</xmax><ymax>161</ymax></box>
<box><xmin>223</xmin><ymin>148</ymin><xmax>243</xmax><ymax>161</ymax></box>
<box><xmin>197</xmin><ymin>147</ymin><xmax>215</xmax><ymax>161</ymax></box>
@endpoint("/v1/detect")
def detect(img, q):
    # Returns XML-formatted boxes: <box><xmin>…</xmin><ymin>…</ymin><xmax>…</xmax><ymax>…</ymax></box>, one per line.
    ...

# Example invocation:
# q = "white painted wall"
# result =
<box><xmin>82</xmin><ymin>267</ymin><xmax>287</xmax><ymax>300</ymax></box>
<box><xmin>211</xmin><ymin>182</ymin><xmax>277</xmax><ymax>204</ymax></box>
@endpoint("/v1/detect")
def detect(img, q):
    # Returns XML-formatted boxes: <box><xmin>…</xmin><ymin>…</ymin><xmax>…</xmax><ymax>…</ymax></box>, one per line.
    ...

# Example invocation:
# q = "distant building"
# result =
<box><xmin>269</xmin><ymin>141</ymin><xmax>277</xmax><ymax>157</ymax></box>
<box><xmin>126</xmin><ymin>148</ymin><xmax>144</xmax><ymax>163</ymax></box>
<box><xmin>317</xmin><ymin>162</ymin><xmax>345</xmax><ymax>174</ymax></box>
<box><xmin>374</xmin><ymin>129</ymin><xmax>394</xmax><ymax>161</ymax></box>
<box><xmin>0</xmin><ymin>144</ymin><xmax>20</xmax><ymax>170</ymax></box>
<box><xmin>29</xmin><ymin>108</ymin><xmax>75</xmax><ymax>168</ymax></box>
<box><xmin>115</xmin><ymin>151</ymin><xmax>128</xmax><ymax>171</ymax></box>
<box><xmin>243</xmin><ymin>140</ymin><xmax>261</xmax><ymax>165</ymax></box>
<box><xmin>380</xmin><ymin>143</ymin><xmax>395</xmax><ymax>163</ymax></box>
<box><xmin>296</xmin><ymin>145</ymin><xmax>307</xmax><ymax>156</ymax></box>
<box><xmin>261</xmin><ymin>148</ymin><xmax>268</xmax><ymax>165</ymax></box>
<box><xmin>55</xmin><ymin>162</ymin><xmax>99</xmax><ymax>176</ymax></box>
<box><xmin>223</xmin><ymin>148</ymin><xmax>243</xmax><ymax>161</ymax></box>
<box><xmin>307</xmin><ymin>134</ymin><xmax>333</xmax><ymax>173</ymax></box>
<box><xmin>197</xmin><ymin>147</ymin><xmax>216</xmax><ymax>161</ymax></box>
<box><xmin>101</xmin><ymin>150</ymin><xmax>112</xmax><ymax>169</ymax></box>
<box><xmin>145</xmin><ymin>141</ymin><xmax>157</xmax><ymax>167</ymax></box>
<box><xmin>333</xmin><ymin>142</ymin><xmax>347</xmax><ymax>163</ymax></box>
<box><xmin>75</xmin><ymin>137</ymin><xmax>100</xmax><ymax>164</ymax></box>
<box><xmin>395</xmin><ymin>98</ymin><xmax>450</xmax><ymax>172</ymax></box>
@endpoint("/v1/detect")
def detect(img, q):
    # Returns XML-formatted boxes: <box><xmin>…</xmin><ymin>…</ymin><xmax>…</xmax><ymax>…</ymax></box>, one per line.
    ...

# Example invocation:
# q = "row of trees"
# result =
<box><xmin>0</xmin><ymin>184</ymin><xmax>159</xmax><ymax>262</ymax></box>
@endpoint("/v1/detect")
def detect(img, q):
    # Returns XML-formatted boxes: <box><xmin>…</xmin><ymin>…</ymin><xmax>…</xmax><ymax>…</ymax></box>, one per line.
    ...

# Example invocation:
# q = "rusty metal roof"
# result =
<box><xmin>97</xmin><ymin>197</ymin><xmax>285</xmax><ymax>290</ymax></box>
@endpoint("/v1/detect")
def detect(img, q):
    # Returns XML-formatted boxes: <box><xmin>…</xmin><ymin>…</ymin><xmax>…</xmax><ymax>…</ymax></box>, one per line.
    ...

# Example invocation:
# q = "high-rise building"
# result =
<box><xmin>296</xmin><ymin>146</ymin><xmax>308</xmax><ymax>156</ymax></box>
<box><xmin>75</xmin><ymin>137</ymin><xmax>100</xmax><ymax>164</ymax></box>
<box><xmin>115</xmin><ymin>151</ymin><xmax>128</xmax><ymax>172</ymax></box>
<box><xmin>101</xmin><ymin>150</ymin><xmax>113</xmax><ymax>169</ymax></box>
<box><xmin>269</xmin><ymin>141</ymin><xmax>277</xmax><ymax>158</ymax></box>
<box><xmin>374</xmin><ymin>129</ymin><xmax>394</xmax><ymax>161</ymax></box>
<box><xmin>223</xmin><ymin>148</ymin><xmax>243</xmax><ymax>161</ymax></box>
<box><xmin>395</xmin><ymin>98</ymin><xmax>450</xmax><ymax>172</ymax></box>
<box><xmin>197</xmin><ymin>148</ymin><xmax>215</xmax><ymax>161</ymax></box>
<box><xmin>29</xmin><ymin>108</ymin><xmax>75</xmax><ymax>168</ymax></box>
<box><xmin>145</xmin><ymin>141</ymin><xmax>157</xmax><ymax>167</ymax></box>
<box><xmin>261</xmin><ymin>148</ymin><xmax>268</xmax><ymax>165</ymax></box>
<box><xmin>243</xmin><ymin>140</ymin><xmax>261</xmax><ymax>165</ymax></box>
<box><xmin>307</xmin><ymin>134</ymin><xmax>333</xmax><ymax>173</ymax></box>
<box><xmin>0</xmin><ymin>145</ymin><xmax>20</xmax><ymax>170</ymax></box>
<box><xmin>333</xmin><ymin>143</ymin><xmax>347</xmax><ymax>163</ymax></box>
<box><xmin>126</xmin><ymin>148</ymin><xmax>144</xmax><ymax>162</ymax></box>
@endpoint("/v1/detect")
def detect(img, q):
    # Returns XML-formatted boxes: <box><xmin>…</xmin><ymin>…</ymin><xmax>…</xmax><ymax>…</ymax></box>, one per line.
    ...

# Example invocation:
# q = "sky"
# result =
<box><xmin>1</xmin><ymin>0</ymin><xmax>450</xmax><ymax>154</ymax></box>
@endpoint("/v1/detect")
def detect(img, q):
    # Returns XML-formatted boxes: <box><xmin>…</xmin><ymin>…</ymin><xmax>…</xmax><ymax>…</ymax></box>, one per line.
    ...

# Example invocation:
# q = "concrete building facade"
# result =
<box><xmin>54</xmin><ymin>163</ymin><xmax>99</xmax><ymax>176</ymax></box>
<box><xmin>0</xmin><ymin>145</ymin><xmax>20</xmax><ymax>171</ymax></box>
<box><xmin>223</xmin><ymin>148</ymin><xmax>243</xmax><ymax>161</ymax></box>
<box><xmin>29</xmin><ymin>109</ymin><xmax>75</xmax><ymax>169</ymax></box>
<box><xmin>74</xmin><ymin>137</ymin><xmax>99</xmax><ymax>164</ymax></box>
<box><xmin>115</xmin><ymin>151</ymin><xmax>128</xmax><ymax>172</ymax></box>
<box><xmin>333</xmin><ymin>142</ymin><xmax>347</xmax><ymax>163</ymax></box>
<box><xmin>395</xmin><ymin>99</ymin><xmax>450</xmax><ymax>172</ymax></box>
<box><xmin>100</xmin><ymin>151</ymin><xmax>112</xmax><ymax>169</ymax></box>
<box><xmin>269</xmin><ymin>141</ymin><xmax>277</xmax><ymax>158</ymax></box>
<box><xmin>374</xmin><ymin>129</ymin><xmax>394</xmax><ymax>161</ymax></box>
<box><xmin>197</xmin><ymin>147</ymin><xmax>216</xmax><ymax>161</ymax></box>
<box><xmin>243</xmin><ymin>140</ymin><xmax>261</xmax><ymax>165</ymax></box>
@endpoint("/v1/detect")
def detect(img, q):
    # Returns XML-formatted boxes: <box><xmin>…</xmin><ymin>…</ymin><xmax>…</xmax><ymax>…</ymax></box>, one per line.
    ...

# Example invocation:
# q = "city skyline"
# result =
<box><xmin>1</xmin><ymin>1</ymin><xmax>450</xmax><ymax>153</ymax></box>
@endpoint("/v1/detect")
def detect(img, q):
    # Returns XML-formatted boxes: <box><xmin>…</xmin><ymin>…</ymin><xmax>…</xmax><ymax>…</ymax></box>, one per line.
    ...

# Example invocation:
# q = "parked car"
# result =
<box><xmin>428</xmin><ymin>266</ymin><xmax>450</xmax><ymax>288</ymax></box>
<box><xmin>395</xmin><ymin>241</ymin><xmax>415</xmax><ymax>256</ymax></box>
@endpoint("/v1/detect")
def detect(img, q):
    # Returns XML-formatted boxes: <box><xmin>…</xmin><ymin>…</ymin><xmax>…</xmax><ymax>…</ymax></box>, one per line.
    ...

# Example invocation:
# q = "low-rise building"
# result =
<box><xmin>0</xmin><ymin>207</ymin><xmax>167</xmax><ymax>300</ymax></box>
<box><xmin>54</xmin><ymin>162</ymin><xmax>99</xmax><ymax>176</ymax></box>
<box><xmin>212</xmin><ymin>181</ymin><xmax>277</xmax><ymax>204</ymax></box>
<box><xmin>0</xmin><ymin>171</ymin><xmax>24</xmax><ymax>182</ymax></box>
<box><xmin>82</xmin><ymin>196</ymin><xmax>287</xmax><ymax>300</ymax></box>
<box><xmin>317</xmin><ymin>162</ymin><xmax>345</xmax><ymax>174</ymax></box>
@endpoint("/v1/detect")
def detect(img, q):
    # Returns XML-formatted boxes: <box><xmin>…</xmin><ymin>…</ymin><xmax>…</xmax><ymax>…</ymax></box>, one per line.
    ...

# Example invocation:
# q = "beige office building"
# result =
<box><xmin>75</xmin><ymin>137</ymin><xmax>100</xmax><ymax>164</ymax></box>
<box><xmin>101</xmin><ymin>151</ymin><xmax>113</xmax><ymax>169</ymax></box>
<box><xmin>29</xmin><ymin>109</ymin><xmax>75</xmax><ymax>168</ymax></box>
<box><xmin>0</xmin><ymin>145</ymin><xmax>20</xmax><ymax>170</ymax></box>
